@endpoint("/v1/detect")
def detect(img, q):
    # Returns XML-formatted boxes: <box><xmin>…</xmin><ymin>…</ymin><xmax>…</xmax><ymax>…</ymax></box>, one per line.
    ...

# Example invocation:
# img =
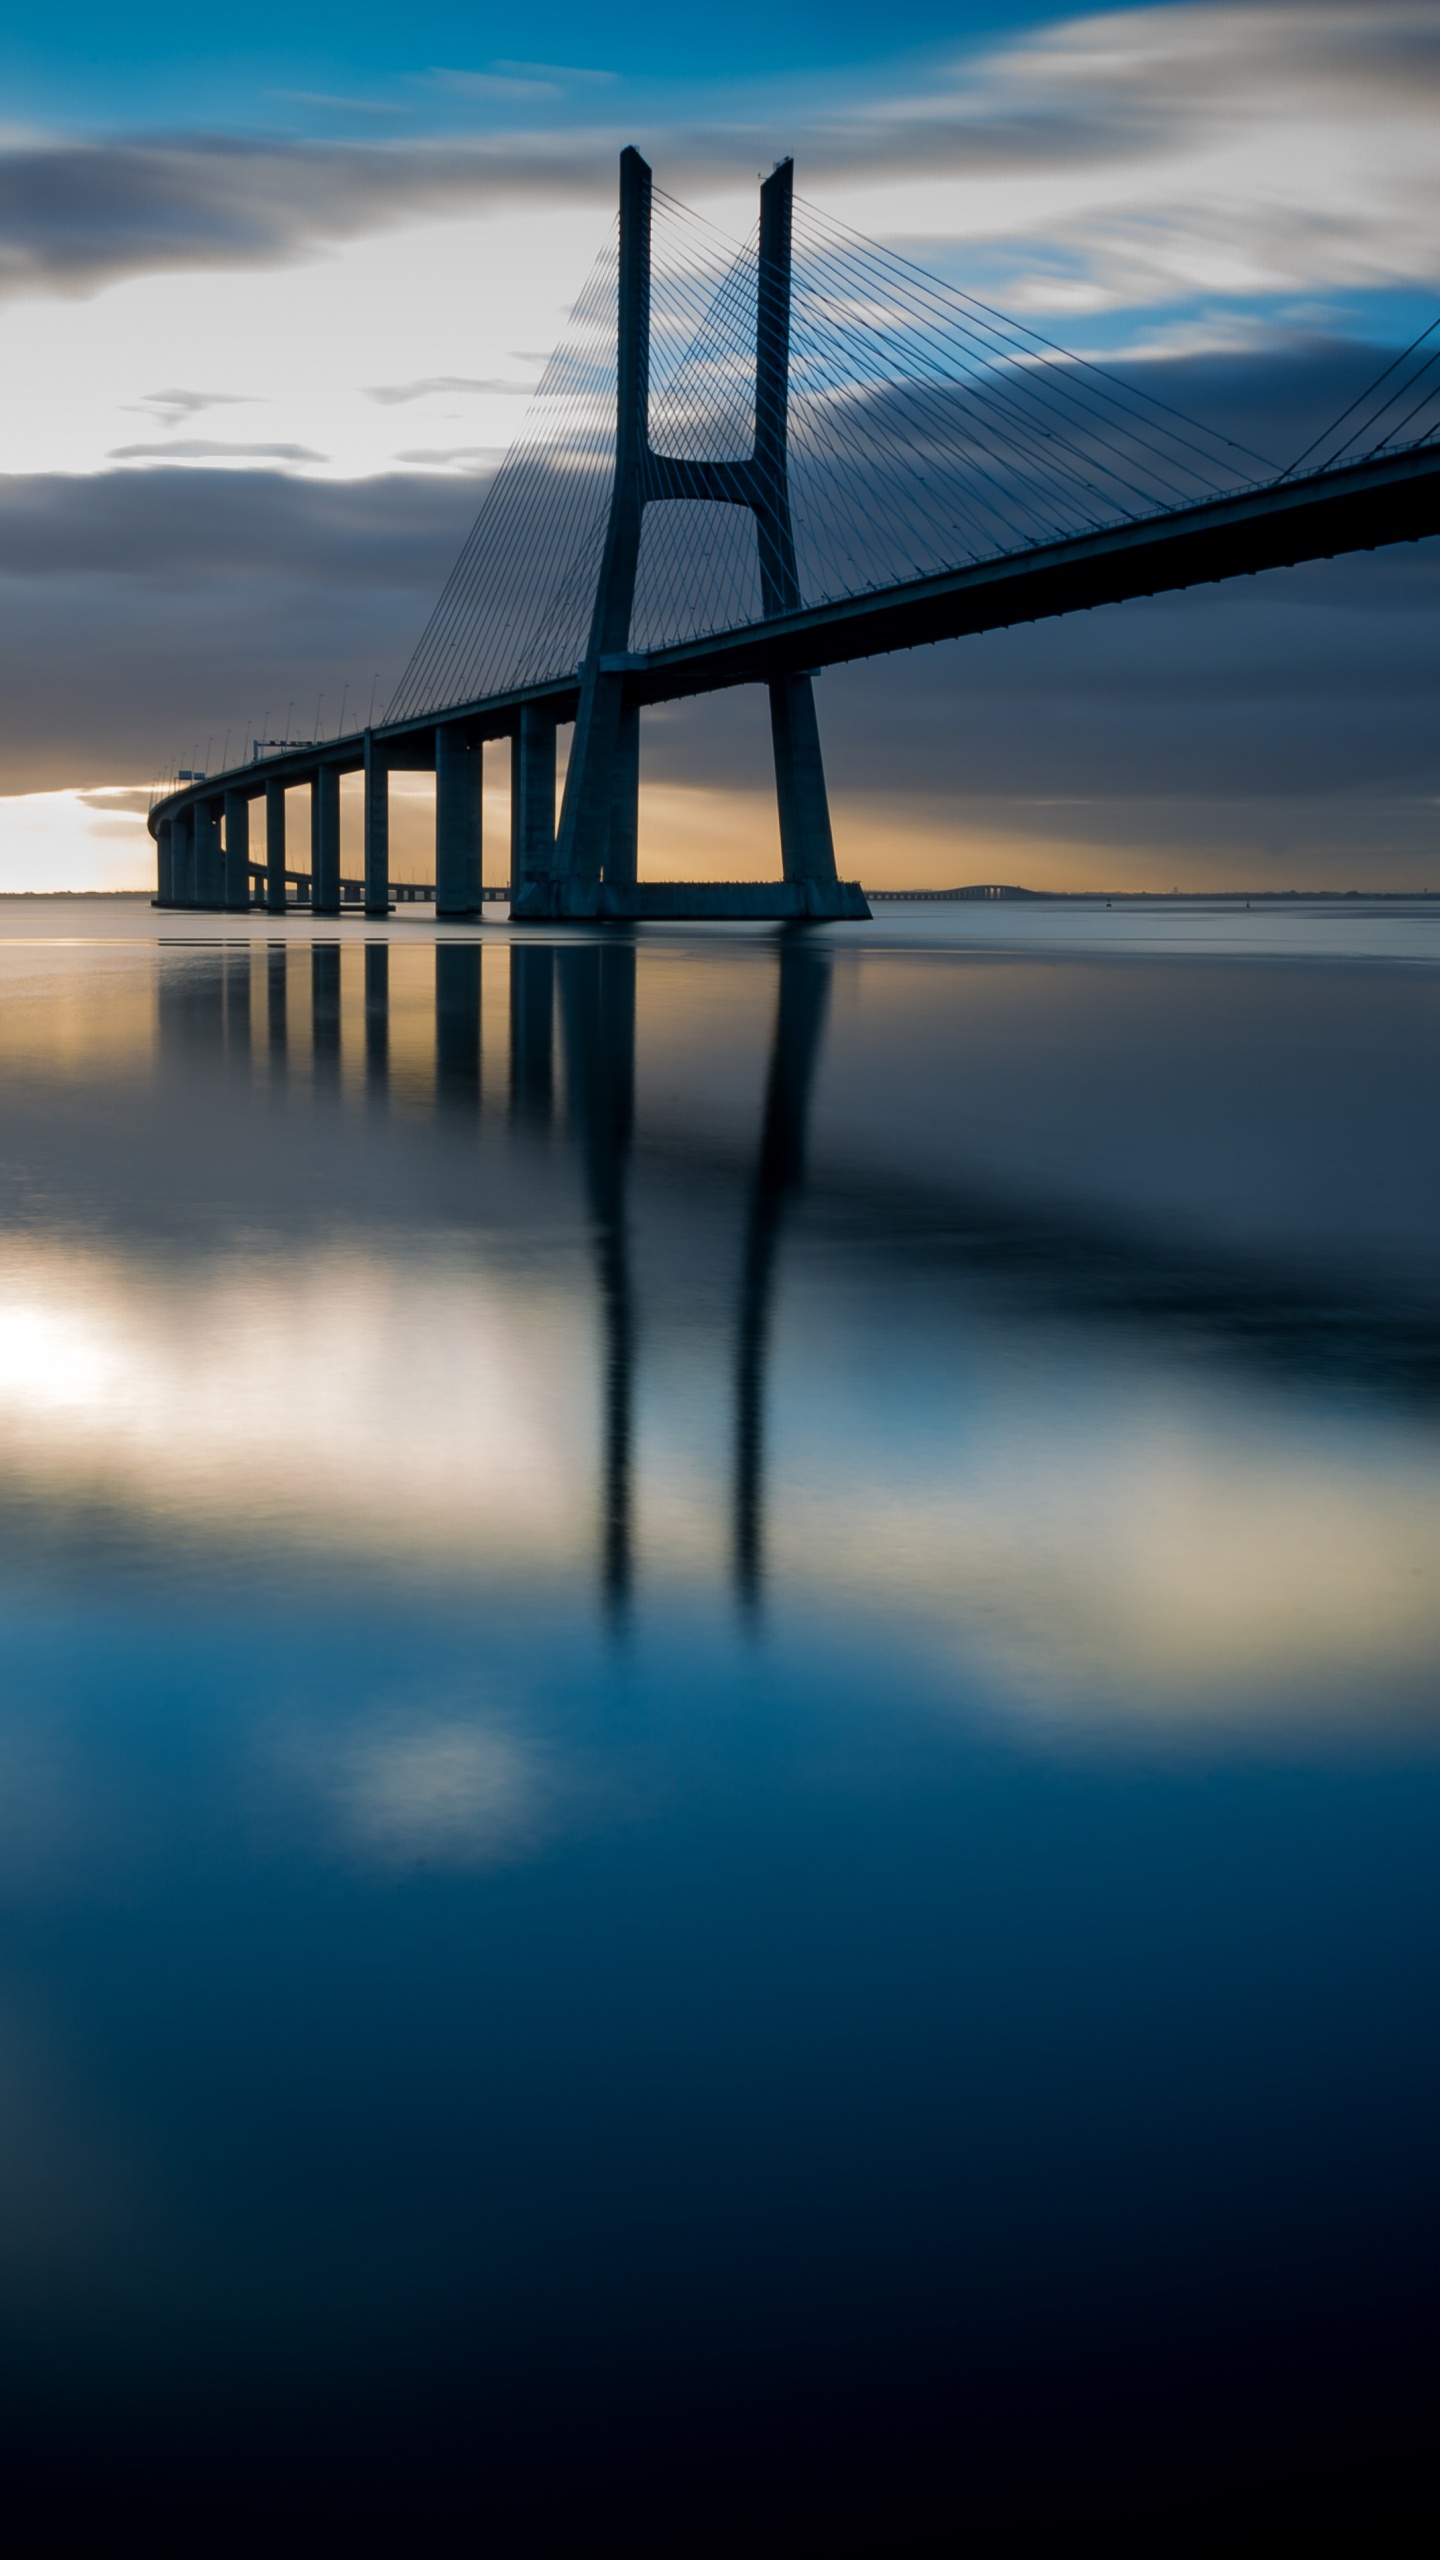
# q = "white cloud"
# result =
<box><xmin>0</xmin><ymin>789</ymin><xmax>153</xmax><ymax>890</ymax></box>
<box><xmin>0</xmin><ymin>205</ymin><xmax>606</xmax><ymax>480</ymax></box>
<box><xmin>0</xmin><ymin>6</ymin><xmax>1437</xmax><ymax>482</ymax></box>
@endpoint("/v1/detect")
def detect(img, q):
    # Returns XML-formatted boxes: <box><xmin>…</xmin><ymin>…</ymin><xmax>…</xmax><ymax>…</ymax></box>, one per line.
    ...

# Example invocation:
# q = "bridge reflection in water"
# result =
<box><xmin>157</xmin><ymin>930</ymin><xmax>829</xmax><ymax>1623</ymax></box>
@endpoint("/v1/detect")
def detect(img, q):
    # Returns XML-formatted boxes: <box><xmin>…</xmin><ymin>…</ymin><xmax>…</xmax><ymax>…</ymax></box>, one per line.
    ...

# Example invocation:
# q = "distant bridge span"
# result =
<box><xmin>150</xmin><ymin>150</ymin><xmax>1440</xmax><ymax>924</ymax></box>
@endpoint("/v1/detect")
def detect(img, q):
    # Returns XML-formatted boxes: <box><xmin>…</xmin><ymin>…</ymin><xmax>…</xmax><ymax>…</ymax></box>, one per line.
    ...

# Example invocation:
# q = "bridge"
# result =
<box><xmin>149</xmin><ymin>148</ymin><xmax>1440</xmax><ymax>922</ymax></box>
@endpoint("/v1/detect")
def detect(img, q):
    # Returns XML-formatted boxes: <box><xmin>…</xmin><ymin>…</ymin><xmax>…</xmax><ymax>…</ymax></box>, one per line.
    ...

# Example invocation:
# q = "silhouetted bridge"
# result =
<box><xmin>150</xmin><ymin>149</ymin><xmax>1440</xmax><ymax>924</ymax></box>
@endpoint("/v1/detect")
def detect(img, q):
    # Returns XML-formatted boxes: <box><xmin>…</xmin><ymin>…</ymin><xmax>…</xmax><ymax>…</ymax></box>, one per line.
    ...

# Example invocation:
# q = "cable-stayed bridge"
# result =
<box><xmin>150</xmin><ymin>148</ymin><xmax>1440</xmax><ymax>922</ymax></box>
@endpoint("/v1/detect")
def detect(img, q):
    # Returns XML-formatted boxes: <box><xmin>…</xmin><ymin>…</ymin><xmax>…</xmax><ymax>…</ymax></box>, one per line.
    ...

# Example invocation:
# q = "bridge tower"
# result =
<box><xmin>519</xmin><ymin>149</ymin><xmax>863</xmax><ymax>921</ymax></box>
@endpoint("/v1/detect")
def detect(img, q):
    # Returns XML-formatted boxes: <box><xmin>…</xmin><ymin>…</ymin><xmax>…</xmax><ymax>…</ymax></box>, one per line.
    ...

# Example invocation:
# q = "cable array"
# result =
<box><xmin>388</xmin><ymin>182</ymin><xmax>1318</xmax><ymax>719</ymax></box>
<box><xmin>1281</xmin><ymin>318</ymin><xmax>1440</xmax><ymax>481</ymax></box>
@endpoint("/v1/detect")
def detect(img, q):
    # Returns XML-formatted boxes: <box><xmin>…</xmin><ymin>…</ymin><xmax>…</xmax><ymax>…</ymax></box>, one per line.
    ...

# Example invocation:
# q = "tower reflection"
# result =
<box><xmin>551</xmin><ymin>932</ymin><xmax>830</xmax><ymax>1626</ymax></box>
<box><xmin>734</xmin><ymin>936</ymin><xmax>831</xmax><ymax>1614</ymax></box>
<box><xmin>559</xmin><ymin>944</ymin><xmax>636</xmax><ymax>1627</ymax></box>
<box><xmin>509</xmin><ymin>946</ymin><xmax>555</xmax><ymax>1127</ymax></box>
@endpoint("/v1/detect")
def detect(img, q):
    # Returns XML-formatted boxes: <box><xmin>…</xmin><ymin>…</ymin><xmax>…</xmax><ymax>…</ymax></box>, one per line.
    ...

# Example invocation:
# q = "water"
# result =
<box><xmin>2</xmin><ymin>895</ymin><xmax>1440</xmax><ymax>2545</ymax></box>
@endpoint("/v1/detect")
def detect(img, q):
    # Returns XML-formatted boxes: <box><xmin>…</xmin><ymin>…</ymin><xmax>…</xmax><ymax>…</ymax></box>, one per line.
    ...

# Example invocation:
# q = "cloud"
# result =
<box><xmin>107</xmin><ymin>438</ymin><xmax>327</xmax><ymax>463</ymax></box>
<box><xmin>0</xmin><ymin>132</ymin><xmax>618</xmax><ymax>304</ymax></box>
<box><xmin>0</xmin><ymin>4</ymin><xmax>1437</xmax><ymax>322</ymax></box>
<box><xmin>392</xmin><ymin>444</ymin><xmax>500</xmax><ymax>467</ymax></box>
<box><xmin>0</xmin><ymin>467</ymin><xmax>478</xmax><ymax>790</ymax></box>
<box><xmin>131</xmin><ymin>387</ymin><xmax>256</xmax><ymax>427</ymax></box>
<box><xmin>364</xmin><ymin>374</ymin><xmax>537</xmax><ymax>403</ymax></box>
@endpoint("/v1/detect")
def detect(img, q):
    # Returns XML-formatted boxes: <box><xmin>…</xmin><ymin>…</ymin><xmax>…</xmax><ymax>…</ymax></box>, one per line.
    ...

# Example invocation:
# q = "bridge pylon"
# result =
<box><xmin>513</xmin><ymin>148</ymin><xmax>868</xmax><ymax>922</ymax></box>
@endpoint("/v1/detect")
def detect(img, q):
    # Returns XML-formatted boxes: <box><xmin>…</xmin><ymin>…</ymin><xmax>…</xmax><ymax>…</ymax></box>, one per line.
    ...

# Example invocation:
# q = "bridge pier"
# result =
<box><xmin>265</xmin><ymin>778</ymin><xmax>287</xmax><ymax>916</ymax></box>
<box><xmin>173</xmin><ymin>808</ymin><xmax>196</xmax><ymax>908</ymax></box>
<box><xmin>193</xmin><ymin>799</ymin><xmax>223</xmax><ymax>909</ymax></box>
<box><xmin>512</xmin><ymin>705</ymin><xmax>557</xmax><ymax>898</ymax></box>
<box><xmin>436</xmin><ymin>723</ymin><xmax>482</xmax><ymax>917</ymax></box>
<box><xmin>770</xmin><ymin>675</ymin><xmax>837</xmax><ymax>884</ymax></box>
<box><xmin>155</xmin><ymin>817</ymin><xmax>174</xmax><ymax>907</ymax></box>
<box><xmin>314</xmin><ymin>766</ymin><xmax>341</xmax><ymax>916</ymax></box>
<box><xmin>364</xmin><ymin>731</ymin><xmax>389</xmax><ymax>917</ymax></box>
<box><xmin>608</xmin><ymin>699</ymin><xmax>640</xmax><ymax>889</ymax></box>
<box><xmin>223</xmin><ymin>790</ymin><xmax>251</xmax><ymax>912</ymax></box>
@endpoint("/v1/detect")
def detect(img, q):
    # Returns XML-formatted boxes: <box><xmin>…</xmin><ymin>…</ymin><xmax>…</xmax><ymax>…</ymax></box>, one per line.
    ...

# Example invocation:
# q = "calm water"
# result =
<box><xmin>2</xmin><ymin>895</ymin><xmax>1440</xmax><ymax>2546</ymax></box>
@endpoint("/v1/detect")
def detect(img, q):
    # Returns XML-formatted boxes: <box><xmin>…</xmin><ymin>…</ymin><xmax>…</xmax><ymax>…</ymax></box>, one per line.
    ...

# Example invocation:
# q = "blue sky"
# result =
<box><xmin>1</xmin><ymin>0</ymin><xmax>1438</xmax><ymax>888</ymax></box>
<box><xmin>1</xmin><ymin>1</ymin><xmax>1122</xmax><ymax>124</ymax></box>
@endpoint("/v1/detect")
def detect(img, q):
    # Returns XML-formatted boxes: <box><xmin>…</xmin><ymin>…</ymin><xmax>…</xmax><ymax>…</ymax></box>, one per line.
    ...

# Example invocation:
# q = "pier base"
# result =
<box><xmin>509</xmin><ymin>879</ymin><xmax>870</xmax><ymax>923</ymax></box>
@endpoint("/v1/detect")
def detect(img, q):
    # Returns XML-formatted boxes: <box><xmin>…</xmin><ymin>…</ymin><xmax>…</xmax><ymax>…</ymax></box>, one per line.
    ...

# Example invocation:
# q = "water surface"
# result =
<box><xmin>2</xmin><ymin>895</ymin><xmax>1439</xmax><ymax>2546</ymax></box>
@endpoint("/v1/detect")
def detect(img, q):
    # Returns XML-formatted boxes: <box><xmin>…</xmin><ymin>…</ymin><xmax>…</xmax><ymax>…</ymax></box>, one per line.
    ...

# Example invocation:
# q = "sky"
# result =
<box><xmin>1</xmin><ymin>0</ymin><xmax>1439</xmax><ymax>890</ymax></box>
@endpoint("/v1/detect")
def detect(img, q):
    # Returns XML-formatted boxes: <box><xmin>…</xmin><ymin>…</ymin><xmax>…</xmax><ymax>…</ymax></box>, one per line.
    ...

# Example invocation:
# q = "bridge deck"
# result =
<box><xmin>150</xmin><ymin>440</ymin><xmax>1440</xmax><ymax>828</ymax></box>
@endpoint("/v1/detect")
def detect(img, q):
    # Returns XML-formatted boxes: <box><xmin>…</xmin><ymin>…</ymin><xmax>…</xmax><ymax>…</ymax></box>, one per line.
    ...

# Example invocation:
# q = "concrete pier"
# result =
<box><xmin>223</xmin><ymin>791</ymin><xmax>251</xmax><ymax>912</ymax></box>
<box><xmin>314</xmin><ymin>767</ymin><xmax>341</xmax><ymax>916</ymax></box>
<box><xmin>512</xmin><ymin>705</ymin><xmax>557</xmax><ymax>896</ymax></box>
<box><xmin>364</xmin><ymin>732</ymin><xmax>389</xmax><ymax>918</ymax></box>
<box><xmin>173</xmin><ymin>809</ymin><xmax>196</xmax><ymax>908</ymax></box>
<box><xmin>155</xmin><ymin>818</ymin><xmax>174</xmax><ymax>907</ymax></box>
<box><xmin>194</xmin><ymin>800</ymin><xmax>223</xmax><ymax>909</ymax></box>
<box><xmin>265</xmin><ymin>778</ymin><xmax>287</xmax><ymax>917</ymax></box>
<box><xmin>435</xmin><ymin>724</ymin><xmax>482</xmax><ymax>917</ymax></box>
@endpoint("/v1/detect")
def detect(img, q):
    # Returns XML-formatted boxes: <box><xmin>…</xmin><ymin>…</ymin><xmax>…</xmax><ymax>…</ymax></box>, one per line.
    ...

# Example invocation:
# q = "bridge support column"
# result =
<box><xmin>511</xmin><ymin>705</ymin><xmax>556</xmax><ymax>899</ymax></box>
<box><xmin>364</xmin><ymin>731</ymin><xmax>389</xmax><ymax>917</ymax></box>
<box><xmin>173</xmin><ymin>809</ymin><xmax>196</xmax><ymax>908</ymax></box>
<box><xmin>194</xmin><ymin>799</ymin><xmax>223</xmax><ymax>908</ymax></box>
<box><xmin>436</xmin><ymin>724</ymin><xmax>482</xmax><ymax>917</ymax></box>
<box><xmin>769</xmin><ymin>674</ymin><xmax>838</xmax><ymax>885</ymax></box>
<box><xmin>607</xmin><ymin>698</ymin><xmax>640</xmax><ymax>888</ymax></box>
<box><xmin>265</xmin><ymin>778</ymin><xmax>287</xmax><ymax>916</ymax></box>
<box><xmin>223</xmin><ymin>790</ymin><xmax>251</xmax><ymax>912</ymax></box>
<box><xmin>155</xmin><ymin>818</ymin><xmax>174</xmax><ymax>907</ymax></box>
<box><xmin>314</xmin><ymin>766</ymin><xmax>341</xmax><ymax>916</ymax></box>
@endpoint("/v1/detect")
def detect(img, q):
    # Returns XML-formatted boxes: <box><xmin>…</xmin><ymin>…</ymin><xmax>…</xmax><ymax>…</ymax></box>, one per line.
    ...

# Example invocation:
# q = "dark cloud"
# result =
<box><xmin>0</xmin><ymin>467</ymin><xmax>479</xmax><ymax>789</ymax></box>
<box><xmin>132</xmin><ymin>388</ymin><xmax>255</xmax><ymax>428</ymax></box>
<box><xmin>0</xmin><ymin>134</ymin><xmax>616</xmax><ymax>303</ymax></box>
<box><xmin>392</xmin><ymin>446</ymin><xmax>498</xmax><ymax>467</ymax></box>
<box><xmin>364</xmin><ymin>376</ymin><xmax>537</xmax><ymax>404</ymax></box>
<box><xmin>107</xmin><ymin>439</ymin><xmax>327</xmax><ymax>463</ymax></box>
